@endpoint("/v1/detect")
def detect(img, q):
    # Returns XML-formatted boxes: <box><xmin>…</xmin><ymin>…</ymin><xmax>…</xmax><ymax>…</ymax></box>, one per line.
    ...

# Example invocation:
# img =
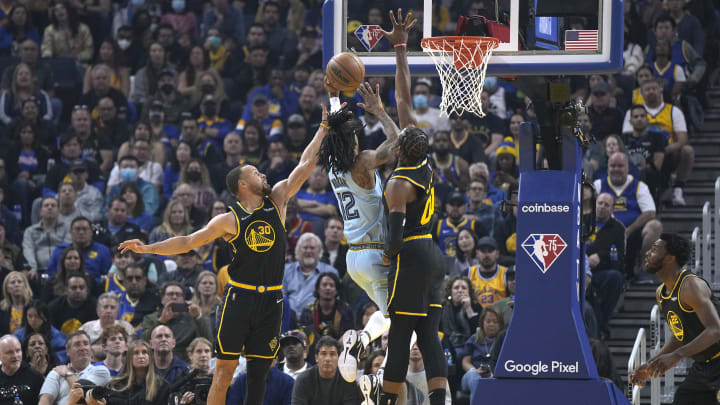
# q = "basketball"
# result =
<box><xmin>326</xmin><ymin>52</ymin><xmax>365</xmax><ymax>92</ymax></box>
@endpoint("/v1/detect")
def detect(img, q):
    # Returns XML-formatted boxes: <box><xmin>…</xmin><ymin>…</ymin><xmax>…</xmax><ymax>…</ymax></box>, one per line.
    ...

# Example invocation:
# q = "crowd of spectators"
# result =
<box><xmin>0</xmin><ymin>0</ymin><xmax>718</xmax><ymax>404</ymax></box>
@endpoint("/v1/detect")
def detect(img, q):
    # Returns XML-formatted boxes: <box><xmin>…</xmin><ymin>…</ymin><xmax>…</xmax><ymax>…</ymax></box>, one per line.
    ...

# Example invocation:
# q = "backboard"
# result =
<box><xmin>322</xmin><ymin>0</ymin><xmax>624</xmax><ymax>76</ymax></box>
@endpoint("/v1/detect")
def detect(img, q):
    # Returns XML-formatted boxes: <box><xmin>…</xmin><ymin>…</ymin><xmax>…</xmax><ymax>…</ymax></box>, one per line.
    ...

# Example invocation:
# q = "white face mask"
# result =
<box><xmin>117</xmin><ymin>39</ymin><xmax>131</xmax><ymax>50</ymax></box>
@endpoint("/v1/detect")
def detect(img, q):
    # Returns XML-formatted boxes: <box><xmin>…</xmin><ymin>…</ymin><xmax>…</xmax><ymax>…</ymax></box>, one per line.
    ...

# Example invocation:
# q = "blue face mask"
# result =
<box><xmin>172</xmin><ymin>0</ymin><xmax>185</xmax><ymax>12</ymax></box>
<box><xmin>131</xmin><ymin>0</ymin><xmax>145</xmax><ymax>6</ymax></box>
<box><xmin>413</xmin><ymin>94</ymin><xmax>428</xmax><ymax>109</ymax></box>
<box><xmin>120</xmin><ymin>168</ymin><xmax>137</xmax><ymax>182</ymax></box>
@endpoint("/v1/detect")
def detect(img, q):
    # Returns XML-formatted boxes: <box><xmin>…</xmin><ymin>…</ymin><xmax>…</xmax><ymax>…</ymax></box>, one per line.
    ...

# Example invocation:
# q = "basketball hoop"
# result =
<box><xmin>421</xmin><ymin>36</ymin><xmax>499</xmax><ymax>118</ymax></box>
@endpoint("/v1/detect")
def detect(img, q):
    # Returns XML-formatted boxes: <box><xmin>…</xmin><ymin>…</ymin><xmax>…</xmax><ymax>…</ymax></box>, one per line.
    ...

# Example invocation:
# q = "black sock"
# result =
<box><xmin>429</xmin><ymin>388</ymin><xmax>446</xmax><ymax>405</ymax></box>
<box><xmin>379</xmin><ymin>392</ymin><xmax>398</xmax><ymax>405</ymax></box>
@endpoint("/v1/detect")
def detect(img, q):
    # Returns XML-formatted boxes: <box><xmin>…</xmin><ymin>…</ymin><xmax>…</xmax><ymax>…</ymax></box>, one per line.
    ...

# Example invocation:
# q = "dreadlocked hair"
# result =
<box><xmin>398</xmin><ymin>127</ymin><xmax>429</xmax><ymax>165</ymax></box>
<box><xmin>318</xmin><ymin>107</ymin><xmax>363</xmax><ymax>173</ymax></box>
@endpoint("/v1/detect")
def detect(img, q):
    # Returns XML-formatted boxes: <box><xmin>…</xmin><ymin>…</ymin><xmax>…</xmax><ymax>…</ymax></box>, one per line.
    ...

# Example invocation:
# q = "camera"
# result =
<box><xmin>193</xmin><ymin>378</ymin><xmax>212</xmax><ymax>405</ymax></box>
<box><xmin>77</xmin><ymin>384</ymin><xmax>109</xmax><ymax>404</ymax></box>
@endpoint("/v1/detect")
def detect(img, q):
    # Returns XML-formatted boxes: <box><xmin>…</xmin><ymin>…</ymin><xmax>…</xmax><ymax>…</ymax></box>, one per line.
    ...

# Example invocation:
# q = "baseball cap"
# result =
<box><xmin>301</xmin><ymin>26</ymin><xmax>317</xmax><ymax>38</ymax></box>
<box><xmin>69</xmin><ymin>159</ymin><xmax>87</xmax><ymax>172</ymax></box>
<box><xmin>591</xmin><ymin>81</ymin><xmax>610</xmax><ymax>95</ymax></box>
<box><xmin>252</xmin><ymin>93</ymin><xmax>269</xmax><ymax>105</ymax></box>
<box><xmin>287</xmin><ymin>114</ymin><xmax>305</xmax><ymax>127</ymax></box>
<box><xmin>280</xmin><ymin>329</ymin><xmax>307</xmax><ymax>347</ymax></box>
<box><xmin>477</xmin><ymin>236</ymin><xmax>498</xmax><ymax>250</ymax></box>
<box><xmin>149</xmin><ymin>99</ymin><xmax>164</xmax><ymax>110</ymax></box>
<box><xmin>159</xmin><ymin>68</ymin><xmax>176</xmax><ymax>79</ymax></box>
<box><xmin>447</xmin><ymin>191</ymin><xmax>466</xmax><ymax>205</ymax></box>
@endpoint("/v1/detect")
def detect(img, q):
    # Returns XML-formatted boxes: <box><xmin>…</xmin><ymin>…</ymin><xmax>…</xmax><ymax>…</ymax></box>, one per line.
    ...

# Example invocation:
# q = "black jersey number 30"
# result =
<box><xmin>337</xmin><ymin>192</ymin><xmax>360</xmax><ymax>221</ymax></box>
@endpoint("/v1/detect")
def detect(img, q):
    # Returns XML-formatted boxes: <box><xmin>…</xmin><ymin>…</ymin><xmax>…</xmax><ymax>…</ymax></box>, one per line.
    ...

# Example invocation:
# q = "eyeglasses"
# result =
<box><xmin>165</xmin><ymin>291</ymin><xmax>184</xmax><ymax>297</ymax></box>
<box><xmin>73</xmin><ymin>105</ymin><xmax>89</xmax><ymax>112</ymax></box>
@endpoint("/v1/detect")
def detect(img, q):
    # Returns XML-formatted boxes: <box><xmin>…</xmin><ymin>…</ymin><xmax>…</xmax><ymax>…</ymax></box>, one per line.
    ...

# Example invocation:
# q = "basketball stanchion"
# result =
<box><xmin>466</xmin><ymin>123</ymin><xmax>632</xmax><ymax>405</ymax></box>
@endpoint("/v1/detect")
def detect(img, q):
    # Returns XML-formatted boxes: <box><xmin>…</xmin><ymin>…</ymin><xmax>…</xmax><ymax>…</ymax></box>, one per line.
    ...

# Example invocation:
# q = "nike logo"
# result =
<box><xmin>241</xmin><ymin>216</ymin><xmax>251</xmax><ymax>221</ymax></box>
<box><xmin>671</xmin><ymin>297</ymin><xmax>677</xmax><ymax>301</ymax></box>
<box><xmin>263</xmin><ymin>208</ymin><xmax>275</xmax><ymax>212</ymax></box>
<box><xmin>277</xmin><ymin>298</ymin><xmax>283</xmax><ymax>304</ymax></box>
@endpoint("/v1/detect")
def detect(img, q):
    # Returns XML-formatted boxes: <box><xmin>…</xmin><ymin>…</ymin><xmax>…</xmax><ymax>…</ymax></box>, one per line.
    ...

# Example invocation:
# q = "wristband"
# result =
<box><xmin>329</xmin><ymin>97</ymin><xmax>341</xmax><ymax>112</ymax></box>
<box><xmin>320</xmin><ymin>122</ymin><xmax>330</xmax><ymax>129</ymax></box>
<box><xmin>394</xmin><ymin>43</ymin><xmax>407</xmax><ymax>48</ymax></box>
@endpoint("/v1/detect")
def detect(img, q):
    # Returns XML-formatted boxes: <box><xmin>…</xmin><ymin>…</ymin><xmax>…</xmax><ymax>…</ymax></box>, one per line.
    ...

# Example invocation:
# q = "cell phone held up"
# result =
<box><xmin>170</xmin><ymin>302</ymin><xmax>189</xmax><ymax>313</ymax></box>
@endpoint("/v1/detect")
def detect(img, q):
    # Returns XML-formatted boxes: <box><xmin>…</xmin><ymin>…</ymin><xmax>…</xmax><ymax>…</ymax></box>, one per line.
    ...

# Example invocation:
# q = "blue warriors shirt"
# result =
<box><xmin>433</xmin><ymin>218</ymin><xmax>481</xmax><ymax>256</ymax></box>
<box><xmin>328</xmin><ymin>168</ymin><xmax>386</xmax><ymax>244</ymax></box>
<box><xmin>599</xmin><ymin>176</ymin><xmax>641</xmax><ymax>227</ymax></box>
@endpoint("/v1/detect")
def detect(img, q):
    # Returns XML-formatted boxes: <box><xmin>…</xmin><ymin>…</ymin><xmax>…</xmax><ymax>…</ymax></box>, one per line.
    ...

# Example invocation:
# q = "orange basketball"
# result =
<box><xmin>326</xmin><ymin>52</ymin><xmax>365</xmax><ymax>92</ymax></box>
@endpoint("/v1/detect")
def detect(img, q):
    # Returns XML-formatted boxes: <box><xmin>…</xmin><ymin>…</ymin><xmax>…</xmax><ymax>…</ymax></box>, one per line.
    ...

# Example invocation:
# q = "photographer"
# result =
<box><xmin>65</xmin><ymin>382</ymin><xmax>107</xmax><ymax>405</ymax></box>
<box><xmin>170</xmin><ymin>337</ymin><xmax>213</xmax><ymax>405</ymax></box>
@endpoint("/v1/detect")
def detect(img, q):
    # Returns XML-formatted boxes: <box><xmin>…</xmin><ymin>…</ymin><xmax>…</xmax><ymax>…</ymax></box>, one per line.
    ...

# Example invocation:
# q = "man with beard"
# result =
<box><xmin>465</xmin><ymin>236</ymin><xmax>509</xmax><ymax>308</ymax></box>
<box><xmin>38</xmin><ymin>331</ymin><xmax>111</xmax><ymax>405</ymax></box>
<box><xmin>448</xmin><ymin>116</ymin><xmax>487</xmax><ymax>165</ymax></box>
<box><xmin>283</xmin><ymin>233</ymin><xmax>339</xmax><ymax>315</ymax></box>
<box><xmin>49</xmin><ymin>275</ymin><xmax>98</xmax><ymax>335</ymax></box>
<box><xmin>623</xmin><ymin>105</ymin><xmax>666</xmax><ymax>201</ymax></box>
<box><xmin>630</xmin><ymin>234</ymin><xmax>720</xmax><ymax>405</ymax></box>
<box><xmin>621</xmin><ymin>78</ymin><xmax>694</xmax><ymax>206</ymax></box>
<box><xmin>116</xmin><ymin>263</ymin><xmax>161</xmax><ymax>327</ymax></box>
<box><xmin>593</xmin><ymin>152</ymin><xmax>662</xmax><ymax>281</ymax></box>
<box><xmin>430</xmin><ymin>130</ymin><xmax>469</xmax><ymax>193</ymax></box>
<box><xmin>46</xmin><ymin>217</ymin><xmax>112</xmax><ymax>283</ymax></box>
<box><xmin>119</xmin><ymin>98</ymin><xmax>332</xmax><ymax>405</ymax></box>
<box><xmin>291</xmin><ymin>336</ymin><xmax>358</xmax><ymax>404</ymax></box>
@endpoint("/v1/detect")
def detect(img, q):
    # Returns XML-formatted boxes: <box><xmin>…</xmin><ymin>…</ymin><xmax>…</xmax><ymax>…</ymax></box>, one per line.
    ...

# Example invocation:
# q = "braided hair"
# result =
<box><xmin>398</xmin><ymin>127</ymin><xmax>429</xmax><ymax>165</ymax></box>
<box><xmin>318</xmin><ymin>108</ymin><xmax>363</xmax><ymax>174</ymax></box>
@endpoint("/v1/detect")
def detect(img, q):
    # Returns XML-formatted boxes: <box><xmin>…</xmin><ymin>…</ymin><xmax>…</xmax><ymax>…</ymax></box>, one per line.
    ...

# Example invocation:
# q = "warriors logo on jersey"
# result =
<box><xmin>245</xmin><ymin>221</ymin><xmax>276</xmax><ymax>253</ymax></box>
<box><xmin>667</xmin><ymin>310</ymin><xmax>684</xmax><ymax>341</ymax></box>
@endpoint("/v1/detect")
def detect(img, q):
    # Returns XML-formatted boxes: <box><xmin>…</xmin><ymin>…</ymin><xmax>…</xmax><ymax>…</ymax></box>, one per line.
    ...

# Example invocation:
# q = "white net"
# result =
<box><xmin>422</xmin><ymin>37</ymin><xmax>498</xmax><ymax>118</ymax></box>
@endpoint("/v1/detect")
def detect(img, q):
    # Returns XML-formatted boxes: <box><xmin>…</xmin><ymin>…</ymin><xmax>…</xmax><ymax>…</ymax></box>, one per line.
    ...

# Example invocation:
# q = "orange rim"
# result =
<box><xmin>422</xmin><ymin>36</ymin><xmax>499</xmax><ymax>69</ymax></box>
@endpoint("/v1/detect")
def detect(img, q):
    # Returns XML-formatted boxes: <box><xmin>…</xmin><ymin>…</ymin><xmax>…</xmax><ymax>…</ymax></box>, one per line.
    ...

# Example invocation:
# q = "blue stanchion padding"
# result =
<box><xmin>473</xmin><ymin>123</ymin><xmax>631</xmax><ymax>405</ymax></box>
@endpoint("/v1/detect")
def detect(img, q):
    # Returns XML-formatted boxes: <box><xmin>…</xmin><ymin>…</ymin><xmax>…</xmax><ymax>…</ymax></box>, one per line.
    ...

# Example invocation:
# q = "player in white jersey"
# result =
<box><xmin>319</xmin><ymin>82</ymin><xmax>401</xmax><ymax>382</ymax></box>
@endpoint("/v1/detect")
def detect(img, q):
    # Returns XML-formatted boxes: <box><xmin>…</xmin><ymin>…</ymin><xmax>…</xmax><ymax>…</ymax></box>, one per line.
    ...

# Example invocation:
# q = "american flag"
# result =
<box><xmin>564</xmin><ymin>30</ymin><xmax>598</xmax><ymax>50</ymax></box>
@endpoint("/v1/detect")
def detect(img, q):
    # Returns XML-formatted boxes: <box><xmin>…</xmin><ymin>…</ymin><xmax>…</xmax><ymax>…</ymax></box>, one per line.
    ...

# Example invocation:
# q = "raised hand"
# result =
<box><xmin>381</xmin><ymin>8</ymin><xmax>418</xmax><ymax>46</ymax></box>
<box><xmin>357</xmin><ymin>82</ymin><xmax>384</xmax><ymax>116</ymax></box>
<box><xmin>118</xmin><ymin>239</ymin><xmax>149</xmax><ymax>254</ymax></box>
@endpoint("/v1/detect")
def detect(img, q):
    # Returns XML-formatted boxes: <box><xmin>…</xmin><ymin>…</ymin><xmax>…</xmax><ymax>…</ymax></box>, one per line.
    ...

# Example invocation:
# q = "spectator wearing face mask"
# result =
<box><xmin>196</xmin><ymin>94</ymin><xmax>232</xmax><ymax>150</ymax></box>
<box><xmin>412</xmin><ymin>78</ymin><xmax>449</xmax><ymax>139</ymax></box>
<box><xmin>106</xmin><ymin>155</ymin><xmax>160</xmax><ymax>216</ymax></box>
<box><xmin>143</xmin><ymin>68</ymin><xmax>193</xmax><ymax>126</ymax></box>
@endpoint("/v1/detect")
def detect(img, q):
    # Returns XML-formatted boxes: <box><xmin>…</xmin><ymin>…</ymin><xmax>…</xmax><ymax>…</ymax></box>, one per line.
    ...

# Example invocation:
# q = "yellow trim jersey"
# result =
<box><xmin>467</xmin><ymin>265</ymin><xmax>508</xmax><ymax>307</ymax></box>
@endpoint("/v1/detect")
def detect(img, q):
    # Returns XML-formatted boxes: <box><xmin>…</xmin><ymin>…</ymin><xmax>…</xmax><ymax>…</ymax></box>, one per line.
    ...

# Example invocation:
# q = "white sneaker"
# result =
<box><xmin>339</xmin><ymin>330</ymin><xmax>364</xmax><ymax>382</ymax></box>
<box><xmin>359</xmin><ymin>374</ymin><xmax>381</xmax><ymax>405</ymax></box>
<box><xmin>672</xmin><ymin>187</ymin><xmax>686</xmax><ymax>206</ymax></box>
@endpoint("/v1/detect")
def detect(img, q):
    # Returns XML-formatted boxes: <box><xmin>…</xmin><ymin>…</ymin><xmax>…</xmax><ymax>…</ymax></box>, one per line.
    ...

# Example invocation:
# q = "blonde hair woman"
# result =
<box><xmin>149</xmin><ymin>199</ymin><xmax>193</xmax><ymax>244</ymax></box>
<box><xmin>106</xmin><ymin>340</ymin><xmax>168</xmax><ymax>404</ymax></box>
<box><xmin>191</xmin><ymin>271</ymin><xmax>221</xmax><ymax>321</ymax></box>
<box><xmin>0</xmin><ymin>271</ymin><xmax>33</xmax><ymax>334</ymax></box>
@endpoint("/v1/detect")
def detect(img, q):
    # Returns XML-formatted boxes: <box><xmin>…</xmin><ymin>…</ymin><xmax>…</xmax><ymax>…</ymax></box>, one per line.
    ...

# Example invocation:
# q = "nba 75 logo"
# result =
<box><xmin>354</xmin><ymin>25</ymin><xmax>383</xmax><ymax>52</ymax></box>
<box><xmin>521</xmin><ymin>234</ymin><xmax>567</xmax><ymax>274</ymax></box>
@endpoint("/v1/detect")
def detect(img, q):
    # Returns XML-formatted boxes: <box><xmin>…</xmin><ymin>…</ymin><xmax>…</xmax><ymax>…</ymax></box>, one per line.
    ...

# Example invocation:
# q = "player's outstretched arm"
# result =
<box><xmin>356</xmin><ymin>82</ymin><xmax>400</xmax><ymax>169</ymax></box>
<box><xmin>272</xmin><ymin>104</ymin><xmax>330</xmax><ymax>207</ymax></box>
<box><xmin>118</xmin><ymin>212</ymin><xmax>236</xmax><ymax>255</ymax></box>
<box><xmin>382</xmin><ymin>178</ymin><xmax>414</xmax><ymax>265</ymax></box>
<box><xmin>382</xmin><ymin>8</ymin><xmax>417</xmax><ymax>129</ymax></box>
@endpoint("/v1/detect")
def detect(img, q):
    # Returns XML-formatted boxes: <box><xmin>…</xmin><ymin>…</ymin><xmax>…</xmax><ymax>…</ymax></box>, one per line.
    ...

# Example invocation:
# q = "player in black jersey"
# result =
<box><xmin>376</xmin><ymin>13</ymin><xmax>448</xmax><ymax>399</ymax></box>
<box><xmin>630</xmin><ymin>234</ymin><xmax>720</xmax><ymax>405</ymax></box>
<box><xmin>118</xmin><ymin>98</ymin><xmax>338</xmax><ymax>405</ymax></box>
